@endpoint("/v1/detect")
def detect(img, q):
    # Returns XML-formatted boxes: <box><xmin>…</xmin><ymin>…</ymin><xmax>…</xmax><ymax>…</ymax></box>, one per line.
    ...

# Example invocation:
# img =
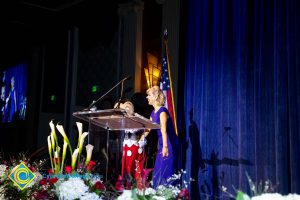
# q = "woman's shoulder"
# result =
<box><xmin>159</xmin><ymin>106</ymin><xmax>168</xmax><ymax>113</ymax></box>
<box><xmin>158</xmin><ymin>107</ymin><xmax>170</xmax><ymax>116</ymax></box>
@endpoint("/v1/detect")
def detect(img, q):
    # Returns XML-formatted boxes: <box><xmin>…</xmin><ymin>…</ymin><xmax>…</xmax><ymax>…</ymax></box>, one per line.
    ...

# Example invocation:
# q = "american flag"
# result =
<box><xmin>160</xmin><ymin>54</ymin><xmax>178</xmax><ymax>135</ymax></box>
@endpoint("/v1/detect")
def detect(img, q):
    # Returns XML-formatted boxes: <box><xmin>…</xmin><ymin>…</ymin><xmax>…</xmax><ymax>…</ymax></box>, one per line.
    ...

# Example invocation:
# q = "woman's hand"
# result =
<box><xmin>138</xmin><ymin>138</ymin><xmax>147</xmax><ymax>148</ymax></box>
<box><xmin>162</xmin><ymin>146</ymin><xmax>169</xmax><ymax>157</ymax></box>
<box><xmin>140</xmin><ymin>130</ymin><xmax>150</xmax><ymax>141</ymax></box>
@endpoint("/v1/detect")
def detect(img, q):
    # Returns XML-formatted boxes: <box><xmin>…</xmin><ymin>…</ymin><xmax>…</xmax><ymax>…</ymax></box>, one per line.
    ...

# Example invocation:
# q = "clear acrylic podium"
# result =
<box><xmin>73</xmin><ymin>109</ymin><xmax>160</xmax><ymax>181</ymax></box>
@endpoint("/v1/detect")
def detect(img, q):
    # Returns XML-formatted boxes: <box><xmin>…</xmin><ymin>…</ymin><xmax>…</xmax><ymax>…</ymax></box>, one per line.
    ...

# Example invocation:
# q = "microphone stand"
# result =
<box><xmin>114</xmin><ymin>78</ymin><xmax>125</xmax><ymax>109</ymax></box>
<box><xmin>83</xmin><ymin>76</ymin><xmax>129</xmax><ymax>111</ymax></box>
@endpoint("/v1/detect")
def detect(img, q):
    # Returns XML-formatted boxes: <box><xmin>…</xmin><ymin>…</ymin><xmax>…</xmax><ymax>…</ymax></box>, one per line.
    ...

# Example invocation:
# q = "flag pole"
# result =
<box><xmin>163</xmin><ymin>29</ymin><xmax>178</xmax><ymax>136</ymax></box>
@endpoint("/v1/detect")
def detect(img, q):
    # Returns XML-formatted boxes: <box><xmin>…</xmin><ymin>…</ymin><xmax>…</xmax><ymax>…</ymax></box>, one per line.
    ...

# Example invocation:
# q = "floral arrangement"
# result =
<box><xmin>0</xmin><ymin>121</ymin><xmax>192</xmax><ymax>200</ymax></box>
<box><xmin>117</xmin><ymin>169</ymin><xmax>191</xmax><ymax>200</ymax></box>
<box><xmin>40</xmin><ymin>120</ymin><xmax>108</xmax><ymax>199</ymax></box>
<box><xmin>222</xmin><ymin>172</ymin><xmax>300</xmax><ymax>200</ymax></box>
<box><xmin>0</xmin><ymin>121</ymin><xmax>108</xmax><ymax>200</ymax></box>
<box><xmin>0</xmin><ymin>152</ymin><xmax>46</xmax><ymax>199</ymax></box>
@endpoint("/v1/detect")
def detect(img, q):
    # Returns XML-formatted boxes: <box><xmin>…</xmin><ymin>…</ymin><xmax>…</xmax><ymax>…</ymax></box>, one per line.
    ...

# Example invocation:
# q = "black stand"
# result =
<box><xmin>83</xmin><ymin>76</ymin><xmax>131</xmax><ymax>111</ymax></box>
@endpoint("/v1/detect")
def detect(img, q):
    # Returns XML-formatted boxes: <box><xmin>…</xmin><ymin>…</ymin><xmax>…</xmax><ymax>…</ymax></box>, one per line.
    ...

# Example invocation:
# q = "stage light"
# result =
<box><xmin>144</xmin><ymin>52</ymin><xmax>161</xmax><ymax>88</ymax></box>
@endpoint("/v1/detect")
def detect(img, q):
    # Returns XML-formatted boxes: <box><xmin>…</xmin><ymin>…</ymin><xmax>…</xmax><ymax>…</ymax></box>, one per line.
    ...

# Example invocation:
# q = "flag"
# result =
<box><xmin>160</xmin><ymin>48</ymin><xmax>178</xmax><ymax>135</ymax></box>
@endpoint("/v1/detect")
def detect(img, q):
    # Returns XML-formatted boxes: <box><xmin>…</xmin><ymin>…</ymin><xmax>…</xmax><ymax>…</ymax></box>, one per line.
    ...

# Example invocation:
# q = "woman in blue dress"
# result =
<box><xmin>140</xmin><ymin>86</ymin><xmax>179</xmax><ymax>188</ymax></box>
<box><xmin>7</xmin><ymin>76</ymin><xmax>17</xmax><ymax>122</ymax></box>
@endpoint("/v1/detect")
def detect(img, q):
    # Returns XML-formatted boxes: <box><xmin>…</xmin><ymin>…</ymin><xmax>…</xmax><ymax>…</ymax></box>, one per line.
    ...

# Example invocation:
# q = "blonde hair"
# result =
<box><xmin>146</xmin><ymin>85</ymin><xmax>165</xmax><ymax>106</ymax></box>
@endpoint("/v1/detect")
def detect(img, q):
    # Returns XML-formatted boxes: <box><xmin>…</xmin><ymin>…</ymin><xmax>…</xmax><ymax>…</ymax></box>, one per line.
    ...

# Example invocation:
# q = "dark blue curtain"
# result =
<box><xmin>183</xmin><ymin>0</ymin><xmax>300</xmax><ymax>198</ymax></box>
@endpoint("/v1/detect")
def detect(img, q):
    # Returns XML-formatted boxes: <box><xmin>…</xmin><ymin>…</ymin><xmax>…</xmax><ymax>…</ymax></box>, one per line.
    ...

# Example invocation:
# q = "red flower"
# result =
<box><xmin>77</xmin><ymin>162</ymin><xmax>84</xmax><ymax>170</ymax></box>
<box><xmin>86</xmin><ymin>160</ymin><xmax>96</xmax><ymax>171</ymax></box>
<box><xmin>33</xmin><ymin>191</ymin><xmax>51</xmax><ymax>200</ymax></box>
<box><xmin>48</xmin><ymin>169</ymin><xmax>53</xmax><ymax>175</ymax></box>
<box><xmin>141</xmin><ymin>168</ymin><xmax>153</xmax><ymax>187</ymax></box>
<box><xmin>29</xmin><ymin>166</ymin><xmax>36</xmax><ymax>172</ymax></box>
<box><xmin>39</xmin><ymin>178</ymin><xmax>47</xmax><ymax>186</ymax></box>
<box><xmin>94</xmin><ymin>181</ymin><xmax>105</xmax><ymax>191</ymax></box>
<box><xmin>178</xmin><ymin>188</ymin><xmax>190</xmax><ymax>199</ymax></box>
<box><xmin>114</xmin><ymin>175</ymin><xmax>125</xmax><ymax>191</ymax></box>
<box><xmin>125</xmin><ymin>179</ymin><xmax>131</xmax><ymax>190</ymax></box>
<box><xmin>65</xmin><ymin>166</ymin><xmax>72</xmax><ymax>174</ymax></box>
<box><xmin>48</xmin><ymin>177</ymin><xmax>58</xmax><ymax>185</ymax></box>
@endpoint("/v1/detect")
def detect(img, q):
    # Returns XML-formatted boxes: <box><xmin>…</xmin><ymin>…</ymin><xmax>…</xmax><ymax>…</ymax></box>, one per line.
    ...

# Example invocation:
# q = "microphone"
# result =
<box><xmin>115</xmin><ymin>75</ymin><xmax>131</xmax><ymax>109</ymax></box>
<box><xmin>82</xmin><ymin>75</ymin><xmax>132</xmax><ymax>111</ymax></box>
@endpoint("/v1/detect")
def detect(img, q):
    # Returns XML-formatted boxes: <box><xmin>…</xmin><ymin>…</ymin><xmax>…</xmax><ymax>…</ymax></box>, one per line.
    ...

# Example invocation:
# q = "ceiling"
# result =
<box><xmin>0</xmin><ymin>0</ymin><xmax>131</xmax><ymax>64</ymax></box>
<box><xmin>0</xmin><ymin>0</ymin><xmax>126</xmax><ymax>29</ymax></box>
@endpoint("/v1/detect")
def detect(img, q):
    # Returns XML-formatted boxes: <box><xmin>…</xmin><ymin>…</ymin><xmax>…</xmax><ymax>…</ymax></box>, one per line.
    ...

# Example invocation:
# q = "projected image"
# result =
<box><xmin>1</xmin><ymin>64</ymin><xmax>28</xmax><ymax>123</ymax></box>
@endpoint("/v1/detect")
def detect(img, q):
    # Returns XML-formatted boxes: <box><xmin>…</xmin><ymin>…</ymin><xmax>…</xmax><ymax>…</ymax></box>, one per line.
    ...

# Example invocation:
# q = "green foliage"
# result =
<box><xmin>236</xmin><ymin>190</ymin><xmax>250</xmax><ymax>200</ymax></box>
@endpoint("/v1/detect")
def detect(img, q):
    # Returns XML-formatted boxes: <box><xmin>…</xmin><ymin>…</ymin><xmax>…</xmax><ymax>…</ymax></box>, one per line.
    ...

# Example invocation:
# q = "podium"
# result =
<box><xmin>73</xmin><ymin>109</ymin><xmax>160</xmax><ymax>181</ymax></box>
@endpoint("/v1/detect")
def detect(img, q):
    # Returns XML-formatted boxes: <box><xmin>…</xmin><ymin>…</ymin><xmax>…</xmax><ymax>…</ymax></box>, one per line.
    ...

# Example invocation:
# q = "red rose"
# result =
<box><xmin>39</xmin><ymin>178</ymin><xmax>47</xmax><ymax>185</ymax></box>
<box><xmin>65</xmin><ymin>166</ymin><xmax>72</xmax><ymax>174</ymax></box>
<box><xmin>48</xmin><ymin>177</ymin><xmax>58</xmax><ymax>185</ymax></box>
<box><xmin>29</xmin><ymin>166</ymin><xmax>36</xmax><ymax>172</ymax></box>
<box><xmin>33</xmin><ymin>191</ymin><xmax>51</xmax><ymax>199</ymax></box>
<box><xmin>86</xmin><ymin>160</ymin><xmax>96</xmax><ymax>171</ymax></box>
<box><xmin>94</xmin><ymin>181</ymin><xmax>105</xmax><ymax>191</ymax></box>
<box><xmin>114</xmin><ymin>175</ymin><xmax>124</xmax><ymax>191</ymax></box>
<box><xmin>48</xmin><ymin>169</ymin><xmax>53</xmax><ymax>175</ymax></box>
<box><xmin>178</xmin><ymin>188</ymin><xmax>190</xmax><ymax>199</ymax></box>
<box><xmin>77</xmin><ymin>162</ymin><xmax>84</xmax><ymax>170</ymax></box>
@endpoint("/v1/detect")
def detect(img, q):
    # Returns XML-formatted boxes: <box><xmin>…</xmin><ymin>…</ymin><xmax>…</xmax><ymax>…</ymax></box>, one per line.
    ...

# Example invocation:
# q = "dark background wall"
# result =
<box><xmin>0</xmin><ymin>0</ymin><xmax>170</xmax><ymax>155</ymax></box>
<box><xmin>0</xmin><ymin>1</ymin><xmax>112</xmax><ymax>152</ymax></box>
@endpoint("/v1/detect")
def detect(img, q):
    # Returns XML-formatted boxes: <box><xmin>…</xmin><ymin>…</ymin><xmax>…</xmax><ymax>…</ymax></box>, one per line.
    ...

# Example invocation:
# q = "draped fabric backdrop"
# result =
<box><xmin>182</xmin><ymin>0</ymin><xmax>300</xmax><ymax>199</ymax></box>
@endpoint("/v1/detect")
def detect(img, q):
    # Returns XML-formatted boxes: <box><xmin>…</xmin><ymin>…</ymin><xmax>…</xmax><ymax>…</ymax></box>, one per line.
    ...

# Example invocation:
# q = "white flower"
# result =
<box><xmin>221</xmin><ymin>186</ymin><xmax>227</xmax><ymax>192</ymax></box>
<box><xmin>80</xmin><ymin>192</ymin><xmax>102</xmax><ymax>200</ymax></box>
<box><xmin>143</xmin><ymin>187</ymin><xmax>157</xmax><ymax>195</ymax></box>
<box><xmin>49</xmin><ymin>120</ymin><xmax>55</xmax><ymax>133</ymax></box>
<box><xmin>61</xmin><ymin>141</ymin><xmax>68</xmax><ymax>173</ymax></box>
<box><xmin>79</xmin><ymin>132</ymin><xmax>88</xmax><ymax>147</ymax></box>
<box><xmin>157</xmin><ymin>185</ymin><xmax>167</xmax><ymax>191</ymax></box>
<box><xmin>72</xmin><ymin>148</ymin><xmax>79</xmax><ymax>170</ymax></box>
<box><xmin>0</xmin><ymin>186</ymin><xmax>5</xmax><ymax>200</ymax></box>
<box><xmin>55</xmin><ymin>177</ymin><xmax>100</xmax><ymax>200</ymax></box>
<box><xmin>285</xmin><ymin>194</ymin><xmax>300</xmax><ymax>200</ymax></box>
<box><xmin>156</xmin><ymin>185</ymin><xmax>168</xmax><ymax>196</ymax></box>
<box><xmin>0</xmin><ymin>164</ymin><xmax>7</xmax><ymax>180</ymax></box>
<box><xmin>117</xmin><ymin>189</ymin><xmax>133</xmax><ymax>200</ymax></box>
<box><xmin>85</xmin><ymin>144</ymin><xmax>94</xmax><ymax>166</ymax></box>
<box><xmin>56</xmin><ymin>124</ymin><xmax>68</xmax><ymax>139</ymax></box>
<box><xmin>76</xmin><ymin>122</ymin><xmax>83</xmax><ymax>140</ymax></box>
<box><xmin>49</xmin><ymin>120</ymin><xmax>59</xmax><ymax>144</ymax></box>
<box><xmin>135</xmin><ymin>187</ymin><xmax>157</xmax><ymax>196</ymax></box>
<box><xmin>153</xmin><ymin>196</ymin><xmax>167</xmax><ymax>200</ymax></box>
<box><xmin>168</xmin><ymin>185</ymin><xmax>181</xmax><ymax>196</ymax></box>
<box><xmin>251</xmin><ymin>193</ymin><xmax>300</xmax><ymax>200</ymax></box>
<box><xmin>90</xmin><ymin>175</ymin><xmax>103</xmax><ymax>185</ymax></box>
